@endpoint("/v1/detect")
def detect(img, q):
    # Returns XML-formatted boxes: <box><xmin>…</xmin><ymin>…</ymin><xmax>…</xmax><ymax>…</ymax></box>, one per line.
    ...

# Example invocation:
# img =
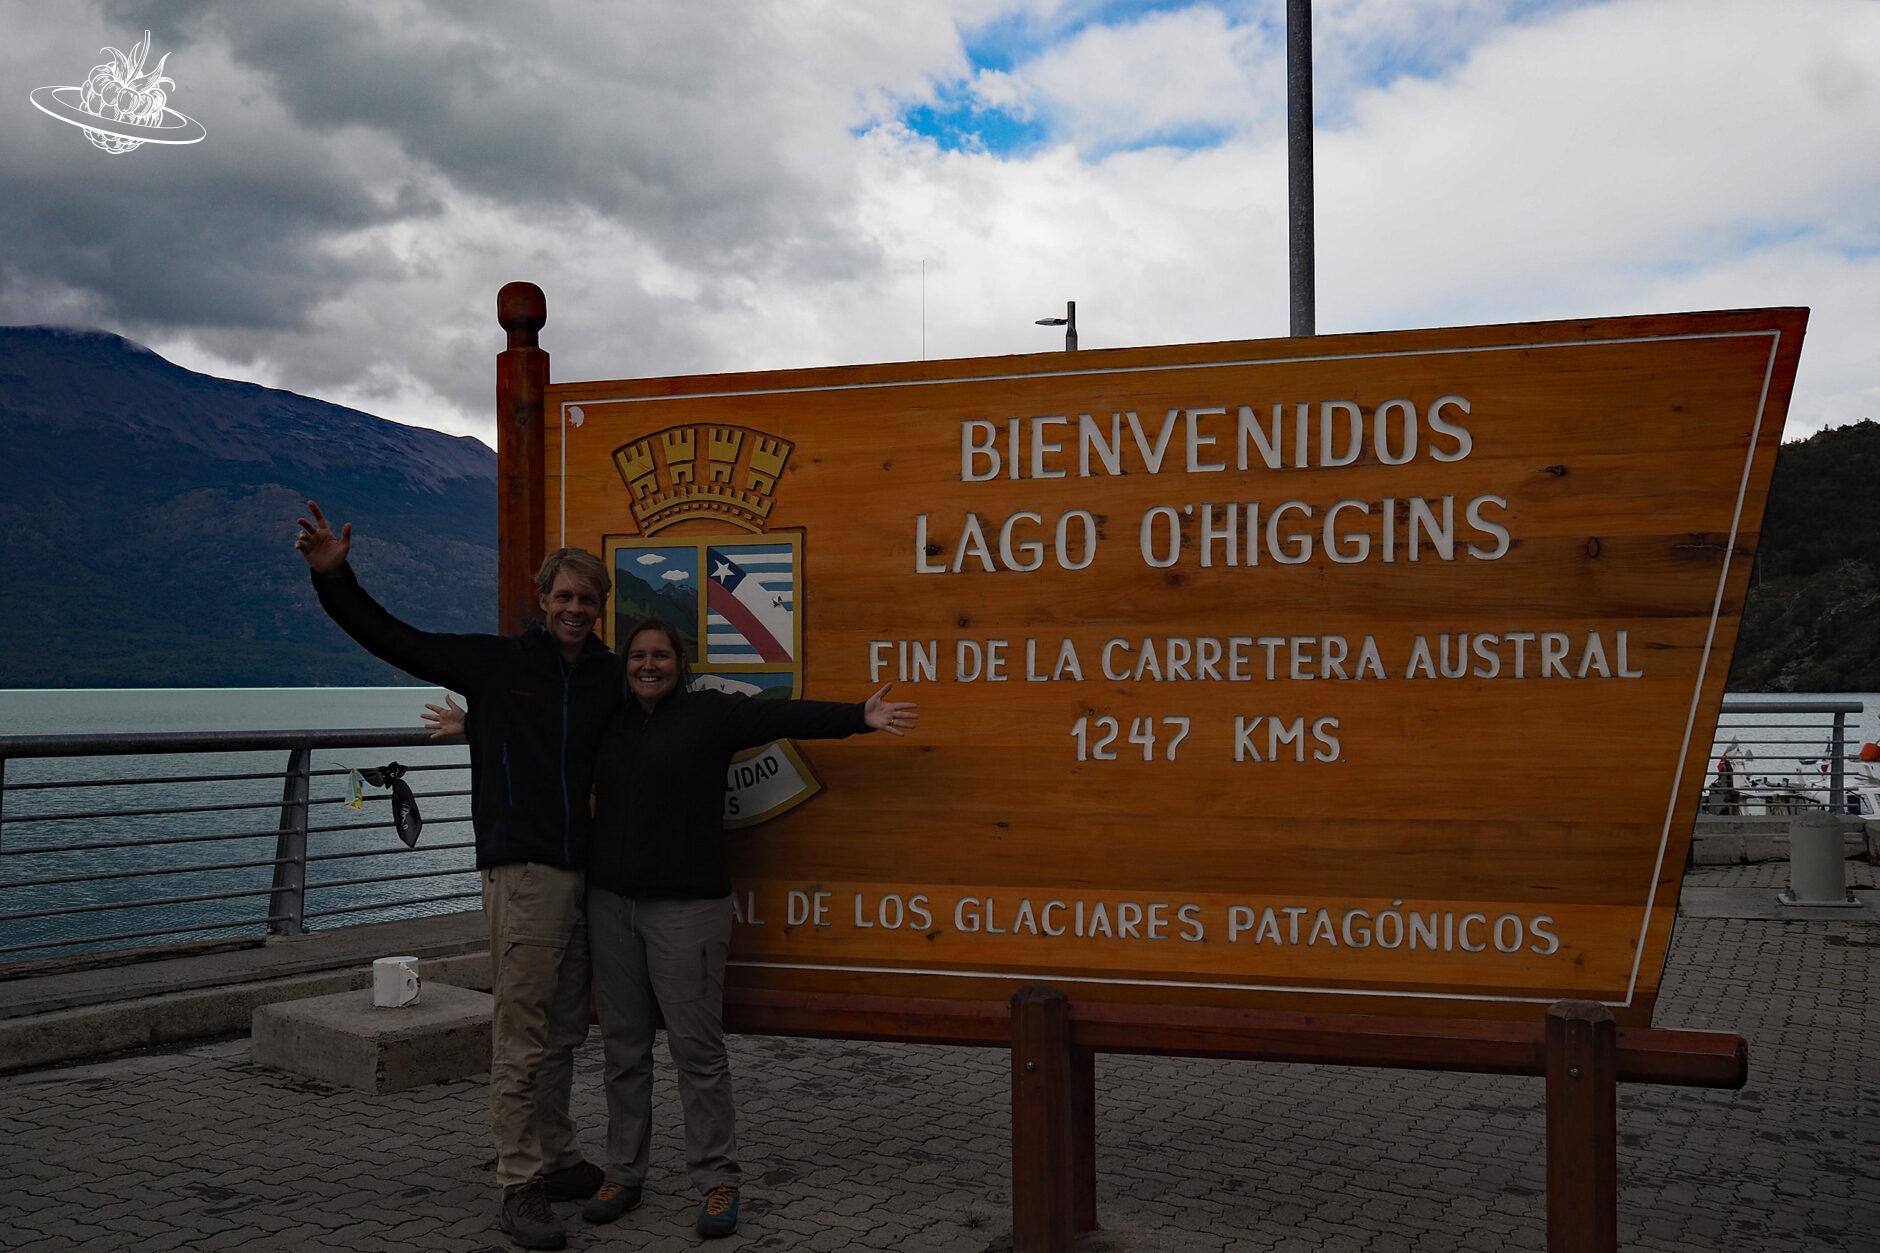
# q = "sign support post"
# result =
<box><xmin>1546</xmin><ymin>1001</ymin><xmax>1619</xmax><ymax>1253</ymax></box>
<box><xmin>1011</xmin><ymin>985</ymin><xmax>1076</xmax><ymax>1252</ymax></box>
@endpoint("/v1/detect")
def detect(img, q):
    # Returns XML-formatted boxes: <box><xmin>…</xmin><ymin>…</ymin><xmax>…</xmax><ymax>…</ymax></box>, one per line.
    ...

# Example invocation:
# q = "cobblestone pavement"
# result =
<box><xmin>1687</xmin><ymin>859</ymin><xmax>1878</xmax><ymax>890</ymax></box>
<box><xmin>1</xmin><ymin>868</ymin><xmax>1872</xmax><ymax>1252</ymax></box>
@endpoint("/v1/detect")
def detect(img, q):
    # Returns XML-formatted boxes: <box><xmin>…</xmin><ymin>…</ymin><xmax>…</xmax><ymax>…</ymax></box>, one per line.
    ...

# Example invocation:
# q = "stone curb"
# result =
<box><xmin>0</xmin><ymin>950</ymin><xmax>487</xmax><ymax>1074</ymax></box>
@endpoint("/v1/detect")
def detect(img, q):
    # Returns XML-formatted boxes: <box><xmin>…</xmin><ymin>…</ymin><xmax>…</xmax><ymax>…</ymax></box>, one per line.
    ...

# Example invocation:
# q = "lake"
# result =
<box><xmin>0</xmin><ymin>687</ymin><xmax>468</xmax><ymax>958</ymax></box>
<box><xmin>0</xmin><ymin>686</ymin><xmax>456</xmax><ymax>736</ymax></box>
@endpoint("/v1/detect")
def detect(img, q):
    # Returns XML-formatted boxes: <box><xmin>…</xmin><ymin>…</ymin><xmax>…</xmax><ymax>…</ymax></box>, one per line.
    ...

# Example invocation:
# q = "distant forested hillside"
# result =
<box><xmin>0</xmin><ymin>327</ymin><xmax>494</xmax><ymax>687</ymax></box>
<box><xmin>1729</xmin><ymin>419</ymin><xmax>1880</xmax><ymax>691</ymax></box>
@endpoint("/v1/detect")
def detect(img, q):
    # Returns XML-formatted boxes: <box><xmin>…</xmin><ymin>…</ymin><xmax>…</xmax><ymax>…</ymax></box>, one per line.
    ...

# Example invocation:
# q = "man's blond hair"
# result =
<box><xmin>535</xmin><ymin>548</ymin><xmax>611</xmax><ymax>601</ymax></box>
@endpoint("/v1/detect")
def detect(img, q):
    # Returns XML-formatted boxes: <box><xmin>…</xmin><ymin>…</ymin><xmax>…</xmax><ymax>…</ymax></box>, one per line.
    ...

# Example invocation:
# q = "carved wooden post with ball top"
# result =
<box><xmin>496</xmin><ymin>282</ymin><xmax>549</xmax><ymax>634</ymax></box>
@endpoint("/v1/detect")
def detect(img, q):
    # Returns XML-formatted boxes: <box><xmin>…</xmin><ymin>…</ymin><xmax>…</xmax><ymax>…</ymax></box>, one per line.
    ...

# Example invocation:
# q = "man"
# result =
<box><xmin>294</xmin><ymin>500</ymin><xmax>620</xmax><ymax>1252</ymax></box>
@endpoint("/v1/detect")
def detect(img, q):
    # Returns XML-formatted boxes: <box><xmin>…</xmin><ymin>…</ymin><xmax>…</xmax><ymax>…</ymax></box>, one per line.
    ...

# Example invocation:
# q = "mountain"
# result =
<box><xmin>1727</xmin><ymin>419</ymin><xmax>1880</xmax><ymax>692</ymax></box>
<box><xmin>0</xmin><ymin>326</ymin><xmax>496</xmax><ymax>687</ymax></box>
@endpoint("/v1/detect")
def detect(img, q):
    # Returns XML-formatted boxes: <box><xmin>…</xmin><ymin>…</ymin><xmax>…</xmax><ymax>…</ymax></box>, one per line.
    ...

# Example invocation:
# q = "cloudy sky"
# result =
<box><xmin>4</xmin><ymin>0</ymin><xmax>1875</xmax><ymax>444</ymax></box>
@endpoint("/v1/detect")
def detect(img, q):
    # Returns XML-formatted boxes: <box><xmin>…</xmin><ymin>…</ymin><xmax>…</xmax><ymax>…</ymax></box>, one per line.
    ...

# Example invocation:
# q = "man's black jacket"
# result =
<box><xmin>590</xmin><ymin>688</ymin><xmax>870</xmax><ymax>899</ymax></box>
<box><xmin>312</xmin><ymin>563</ymin><xmax>621</xmax><ymax>870</ymax></box>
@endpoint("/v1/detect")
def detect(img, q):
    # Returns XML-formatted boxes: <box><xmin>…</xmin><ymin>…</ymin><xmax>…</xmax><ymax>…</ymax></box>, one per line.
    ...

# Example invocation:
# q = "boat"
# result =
<box><xmin>1841</xmin><ymin>766</ymin><xmax>1880</xmax><ymax>821</ymax></box>
<box><xmin>1699</xmin><ymin>742</ymin><xmax>1880</xmax><ymax>818</ymax></box>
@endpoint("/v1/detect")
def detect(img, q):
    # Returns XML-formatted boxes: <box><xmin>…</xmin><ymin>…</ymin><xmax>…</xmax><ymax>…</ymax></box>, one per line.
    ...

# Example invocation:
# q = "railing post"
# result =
<box><xmin>1011</xmin><ymin>984</ymin><xmax>1074</xmax><ymax>1253</ymax></box>
<box><xmin>268</xmin><ymin>746</ymin><xmax>312</xmax><ymax>936</ymax></box>
<box><xmin>1546</xmin><ymin>1000</ymin><xmax>1617</xmax><ymax>1253</ymax></box>
<box><xmin>1829</xmin><ymin>710</ymin><xmax>1846</xmax><ymax>813</ymax></box>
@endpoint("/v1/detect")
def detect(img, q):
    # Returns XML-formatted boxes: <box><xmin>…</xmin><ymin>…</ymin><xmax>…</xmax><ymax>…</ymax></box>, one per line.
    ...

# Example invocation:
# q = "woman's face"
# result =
<box><xmin>626</xmin><ymin>628</ymin><xmax>681</xmax><ymax>706</ymax></box>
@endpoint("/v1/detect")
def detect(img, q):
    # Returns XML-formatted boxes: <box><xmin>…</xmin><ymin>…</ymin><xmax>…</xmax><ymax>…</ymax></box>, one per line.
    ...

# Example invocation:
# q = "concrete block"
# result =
<box><xmin>425</xmin><ymin>951</ymin><xmax>493</xmax><ymax>992</ymax></box>
<box><xmin>1743</xmin><ymin>834</ymin><xmax>1785</xmax><ymax>862</ymax></box>
<box><xmin>250</xmin><ymin>981</ymin><xmax>491</xmax><ymax>1094</ymax></box>
<box><xmin>1693</xmin><ymin>817</ymin><xmax>1790</xmax><ymax>837</ymax></box>
<box><xmin>0</xmin><ymin>953</ymin><xmax>493</xmax><ymax>1076</ymax></box>
<box><xmin>1692</xmin><ymin>835</ymin><xmax>1744</xmax><ymax>866</ymax></box>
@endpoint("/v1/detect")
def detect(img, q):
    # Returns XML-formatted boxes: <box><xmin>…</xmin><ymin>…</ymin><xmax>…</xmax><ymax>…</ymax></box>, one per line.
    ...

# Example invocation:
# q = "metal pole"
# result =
<box><xmin>1287</xmin><ymin>0</ymin><xmax>1316</xmax><ymax>337</ymax></box>
<box><xmin>1064</xmin><ymin>301</ymin><xmax>1078</xmax><ymax>352</ymax></box>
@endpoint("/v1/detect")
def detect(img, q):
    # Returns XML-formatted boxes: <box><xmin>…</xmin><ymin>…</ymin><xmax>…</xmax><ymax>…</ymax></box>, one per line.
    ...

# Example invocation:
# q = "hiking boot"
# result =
<box><xmin>541</xmin><ymin>1158</ymin><xmax>604</xmax><ymax>1202</ymax></box>
<box><xmin>581</xmin><ymin>1178</ymin><xmax>644</xmax><ymax>1225</ymax></box>
<box><xmin>499</xmin><ymin>1179</ymin><xmax>566</xmax><ymax>1251</ymax></box>
<box><xmin>696</xmin><ymin>1183</ymin><xmax>739</xmax><ymax>1239</ymax></box>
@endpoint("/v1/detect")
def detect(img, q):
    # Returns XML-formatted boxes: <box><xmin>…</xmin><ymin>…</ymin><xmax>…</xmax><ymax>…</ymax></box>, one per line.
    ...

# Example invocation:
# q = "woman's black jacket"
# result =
<box><xmin>589</xmin><ymin>688</ymin><xmax>870</xmax><ymax>898</ymax></box>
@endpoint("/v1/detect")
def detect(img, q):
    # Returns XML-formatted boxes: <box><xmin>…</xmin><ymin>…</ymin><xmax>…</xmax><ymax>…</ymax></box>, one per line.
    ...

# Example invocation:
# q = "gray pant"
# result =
<box><xmin>587</xmin><ymin>889</ymin><xmax>739</xmax><ymax>1194</ymax></box>
<box><xmin>483</xmin><ymin>863</ymin><xmax>591</xmax><ymax>1190</ymax></box>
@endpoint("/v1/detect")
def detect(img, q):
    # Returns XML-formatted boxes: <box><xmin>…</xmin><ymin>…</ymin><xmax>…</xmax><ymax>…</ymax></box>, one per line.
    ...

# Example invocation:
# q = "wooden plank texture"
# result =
<box><xmin>543</xmin><ymin>309</ymin><xmax>1805</xmax><ymax>1024</ymax></box>
<box><xmin>713</xmin><ymin>988</ymin><xmax>1746</xmax><ymax>1088</ymax></box>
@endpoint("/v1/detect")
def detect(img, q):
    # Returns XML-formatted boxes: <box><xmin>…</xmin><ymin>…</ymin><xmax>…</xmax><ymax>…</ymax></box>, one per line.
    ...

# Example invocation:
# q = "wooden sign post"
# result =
<box><xmin>495</xmin><ymin>282</ymin><xmax>549</xmax><ymax>634</ymax></box>
<box><xmin>499</xmin><ymin>296</ymin><xmax>1798</xmax><ymax>1250</ymax></box>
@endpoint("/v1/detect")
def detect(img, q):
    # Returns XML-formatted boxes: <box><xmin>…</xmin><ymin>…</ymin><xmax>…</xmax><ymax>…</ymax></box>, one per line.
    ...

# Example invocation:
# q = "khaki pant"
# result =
<box><xmin>483</xmin><ymin>863</ymin><xmax>591</xmax><ymax>1190</ymax></box>
<box><xmin>587</xmin><ymin>890</ymin><xmax>739</xmax><ymax>1194</ymax></box>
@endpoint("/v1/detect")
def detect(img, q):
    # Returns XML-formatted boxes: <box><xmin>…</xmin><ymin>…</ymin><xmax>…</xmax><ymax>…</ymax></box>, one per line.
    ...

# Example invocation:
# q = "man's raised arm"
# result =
<box><xmin>293</xmin><ymin>499</ymin><xmax>352</xmax><ymax>575</ymax></box>
<box><xmin>294</xmin><ymin>498</ymin><xmax>492</xmax><ymax>692</ymax></box>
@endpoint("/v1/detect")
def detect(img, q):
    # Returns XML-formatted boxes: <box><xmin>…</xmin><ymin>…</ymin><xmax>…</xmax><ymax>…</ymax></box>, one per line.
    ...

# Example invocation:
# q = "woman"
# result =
<box><xmin>436</xmin><ymin>617</ymin><xmax>917</xmax><ymax>1239</ymax></box>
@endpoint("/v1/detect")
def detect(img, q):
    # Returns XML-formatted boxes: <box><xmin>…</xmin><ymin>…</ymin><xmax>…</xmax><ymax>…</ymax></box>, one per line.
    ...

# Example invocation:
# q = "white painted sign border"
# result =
<box><xmin>553</xmin><ymin>325</ymin><xmax>1786</xmax><ymax>1009</ymax></box>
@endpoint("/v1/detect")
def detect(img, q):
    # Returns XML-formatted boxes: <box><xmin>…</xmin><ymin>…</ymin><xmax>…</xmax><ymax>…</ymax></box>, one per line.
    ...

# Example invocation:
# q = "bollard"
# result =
<box><xmin>1778</xmin><ymin>811</ymin><xmax>1857</xmax><ymax>907</ymax></box>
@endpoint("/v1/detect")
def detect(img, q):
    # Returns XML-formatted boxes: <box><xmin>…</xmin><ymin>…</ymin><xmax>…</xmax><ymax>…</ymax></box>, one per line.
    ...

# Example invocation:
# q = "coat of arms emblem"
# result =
<box><xmin>604</xmin><ymin>424</ymin><xmax>818</xmax><ymax>826</ymax></box>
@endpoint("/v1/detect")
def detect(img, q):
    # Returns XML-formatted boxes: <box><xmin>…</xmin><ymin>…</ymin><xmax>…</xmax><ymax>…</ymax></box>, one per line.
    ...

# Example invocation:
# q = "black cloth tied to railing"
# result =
<box><xmin>358</xmin><ymin>763</ymin><xmax>422</xmax><ymax>848</ymax></box>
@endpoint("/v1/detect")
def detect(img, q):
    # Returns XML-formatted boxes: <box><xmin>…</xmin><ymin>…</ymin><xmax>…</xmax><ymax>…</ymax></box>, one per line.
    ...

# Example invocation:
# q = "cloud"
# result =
<box><xmin>1006</xmin><ymin>5</ymin><xmax>1275</xmax><ymax>154</ymax></box>
<box><xmin>860</xmin><ymin>0</ymin><xmax>1880</xmax><ymax>434</ymax></box>
<box><xmin>1313</xmin><ymin>0</ymin><xmax>1880</xmax><ymax>332</ymax></box>
<box><xmin>6</xmin><ymin>41</ymin><xmax>422</xmax><ymax>329</ymax></box>
<box><xmin>635</xmin><ymin>553</ymin><xmax>666</xmax><ymax>566</ymax></box>
<box><xmin>661</xmin><ymin>569</ymin><xmax>689</xmax><ymax>582</ymax></box>
<box><xmin>1</xmin><ymin>2</ymin><xmax>974</xmax><ymax>426</ymax></box>
<box><xmin>0</xmin><ymin>0</ymin><xmax>1871</xmax><ymax>447</ymax></box>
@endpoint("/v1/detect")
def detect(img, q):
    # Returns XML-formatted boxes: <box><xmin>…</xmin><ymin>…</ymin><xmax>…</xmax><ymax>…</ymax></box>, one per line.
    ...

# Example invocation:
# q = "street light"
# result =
<box><xmin>1035</xmin><ymin>300</ymin><xmax>1077</xmax><ymax>352</ymax></box>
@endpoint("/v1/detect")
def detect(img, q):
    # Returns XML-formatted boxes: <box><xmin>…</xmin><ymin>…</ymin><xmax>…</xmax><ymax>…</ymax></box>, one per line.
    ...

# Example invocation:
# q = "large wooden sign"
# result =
<box><xmin>538</xmin><ymin>309</ymin><xmax>1803</xmax><ymax>1024</ymax></box>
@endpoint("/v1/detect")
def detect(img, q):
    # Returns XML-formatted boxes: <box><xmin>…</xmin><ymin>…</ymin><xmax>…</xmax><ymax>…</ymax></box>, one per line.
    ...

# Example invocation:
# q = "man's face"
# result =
<box><xmin>539</xmin><ymin>570</ymin><xmax>602</xmax><ymax>653</ymax></box>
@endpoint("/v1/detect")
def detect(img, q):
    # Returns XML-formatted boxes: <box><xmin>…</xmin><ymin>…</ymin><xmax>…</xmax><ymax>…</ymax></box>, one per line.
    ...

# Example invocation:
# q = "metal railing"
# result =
<box><xmin>2</xmin><ymin>699</ymin><xmax>1864</xmax><ymax>964</ymax></box>
<box><xmin>1701</xmin><ymin>698</ymin><xmax>1869</xmax><ymax>818</ymax></box>
<box><xmin>0</xmin><ymin>729</ymin><xmax>474</xmax><ymax>961</ymax></box>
